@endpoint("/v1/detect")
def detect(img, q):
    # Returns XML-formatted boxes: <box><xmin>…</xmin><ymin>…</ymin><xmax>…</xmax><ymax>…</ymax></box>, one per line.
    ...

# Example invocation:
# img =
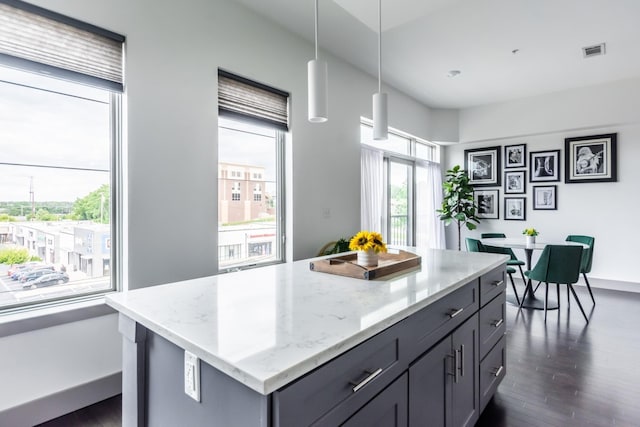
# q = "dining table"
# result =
<box><xmin>480</xmin><ymin>237</ymin><xmax>588</xmax><ymax>310</ymax></box>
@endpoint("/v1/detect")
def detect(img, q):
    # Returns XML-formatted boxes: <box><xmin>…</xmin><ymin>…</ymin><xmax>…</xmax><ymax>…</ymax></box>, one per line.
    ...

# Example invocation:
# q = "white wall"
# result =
<box><xmin>0</xmin><ymin>314</ymin><xmax>121</xmax><ymax>420</ymax></box>
<box><xmin>446</xmin><ymin>77</ymin><xmax>640</xmax><ymax>284</ymax></box>
<box><xmin>3</xmin><ymin>0</ymin><xmax>436</xmax><ymax>419</ymax></box>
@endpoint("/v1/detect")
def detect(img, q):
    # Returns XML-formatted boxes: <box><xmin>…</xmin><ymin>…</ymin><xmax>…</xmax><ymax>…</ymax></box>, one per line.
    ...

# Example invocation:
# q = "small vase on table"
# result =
<box><xmin>357</xmin><ymin>249</ymin><xmax>379</xmax><ymax>267</ymax></box>
<box><xmin>525</xmin><ymin>235</ymin><xmax>536</xmax><ymax>245</ymax></box>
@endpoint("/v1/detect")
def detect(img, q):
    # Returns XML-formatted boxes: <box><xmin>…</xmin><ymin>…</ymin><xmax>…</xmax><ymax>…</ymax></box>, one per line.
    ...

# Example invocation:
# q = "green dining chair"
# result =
<box><xmin>481</xmin><ymin>233</ymin><xmax>527</xmax><ymax>284</ymax></box>
<box><xmin>521</xmin><ymin>244</ymin><xmax>588</xmax><ymax>323</ymax></box>
<box><xmin>466</xmin><ymin>238</ymin><xmax>521</xmax><ymax>305</ymax></box>
<box><xmin>566</xmin><ymin>235</ymin><xmax>596</xmax><ymax>305</ymax></box>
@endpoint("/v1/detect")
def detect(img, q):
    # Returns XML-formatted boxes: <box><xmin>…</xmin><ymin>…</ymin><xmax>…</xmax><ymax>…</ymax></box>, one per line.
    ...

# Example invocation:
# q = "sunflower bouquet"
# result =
<box><xmin>349</xmin><ymin>231</ymin><xmax>388</xmax><ymax>254</ymax></box>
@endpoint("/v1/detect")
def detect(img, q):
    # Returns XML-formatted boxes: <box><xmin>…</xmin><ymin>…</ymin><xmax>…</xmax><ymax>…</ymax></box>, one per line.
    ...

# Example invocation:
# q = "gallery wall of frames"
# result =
<box><xmin>464</xmin><ymin>133</ymin><xmax>618</xmax><ymax>221</ymax></box>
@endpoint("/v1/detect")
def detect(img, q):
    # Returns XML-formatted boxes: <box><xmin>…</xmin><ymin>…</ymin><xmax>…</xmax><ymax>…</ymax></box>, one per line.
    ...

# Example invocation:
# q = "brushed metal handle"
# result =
<box><xmin>448</xmin><ymin>308</ymin><xmax>464</xmax><ymax>318</ymax></box>
<box><xmin>454</xmin><ymin>350</ymin><xmax>460</xmax><ymax>383</ymax></box>
<box><xmin>459</xmin><ymin>344</ymin><xmax>465</xmax><ymax>377</ymax></box>
<box><xmin>494</xmin><ymin>365</ymin><xmax>504</xmax><ymax>377</ymax></box>
<box><xmin>492</xmin><ymin>280</ymin><xmax>504</xmax><ymax>287</ymax></box>
<box><xmin>493</xmin><ymin>318</ymin><xmax>504</xmax><ymax>328</ymax></box>
<box><xmin>350</xmin><ymin>368</ymin><xmax>383</xmax><ymax>393</ymax></box>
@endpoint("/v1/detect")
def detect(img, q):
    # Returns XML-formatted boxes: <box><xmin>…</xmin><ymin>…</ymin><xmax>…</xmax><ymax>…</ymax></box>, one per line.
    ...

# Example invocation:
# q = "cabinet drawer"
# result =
<box><xmin>479</xmin><ymin>266</ymin><xmax>506</xmax><ymax>307</ymax></box>
<box><xmin>479</xmin><ymin>335</ymin><xmax>506</xmax><ymax>412</ymax></box>
<box><xmin>479</xmin><ymin>292</ymin><xmax>506</xmax><ymax>359</ymax></box>
<box><xmin>406</xmin><ymin>280</ymin><xmax>478</xmax><ymax>361</ymax></box>
<box><xmin>273</xmin><ymin>322</ymin><xmax>406</xmax><ymax>427</ymax></box>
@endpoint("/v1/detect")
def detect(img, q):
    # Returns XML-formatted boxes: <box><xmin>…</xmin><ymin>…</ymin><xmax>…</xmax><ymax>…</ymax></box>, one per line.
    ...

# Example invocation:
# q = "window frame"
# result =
<box><xmin>0</xmin><ymin>70</ymin><xmax>123</xmax><ymax>314</ymax></box>
<box><xmin>360</xmin><ymin>120</ymin><xmax>439</xmax><ymax>246</ymax></box>
<box><xmin>217</xmin><ymin>118</ymin><xmax>286</xmax><ymax>274</ymax></box>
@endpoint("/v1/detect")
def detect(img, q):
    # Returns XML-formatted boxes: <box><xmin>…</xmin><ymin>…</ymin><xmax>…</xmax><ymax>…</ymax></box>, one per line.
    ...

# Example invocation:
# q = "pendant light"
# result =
<box><xmin>373</xmin><ymin>0</ymin><xmax>388</xmax><ymax>140</ymax></box>
<box><xmin>308</xmin><ymin>0</ymin><xmax>328</xmax><ymax>122</ymax></box>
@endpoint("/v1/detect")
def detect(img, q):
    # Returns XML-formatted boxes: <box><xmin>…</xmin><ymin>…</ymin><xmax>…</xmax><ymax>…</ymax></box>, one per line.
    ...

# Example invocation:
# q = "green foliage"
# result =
<box><xmin>0</xmin><ymin>201</ymin><xmax>73</xmax><ymax>217</ymax></box>
<box><xmin>71</xmin><ymin>184</ymin><xmax>110</xmax><ymax>223</ymax></box>
<box><xmin>0</xmin><ymin>213</ymin><xmax>16</xmax><ymax>222</ymax></box>
<box><xmin>436</xmin><ymin>165</ymin><xmax>480</xmax><ymax>250</ymax></box>
<box><xmin>0</xmin><ymin>248</ymin><xmax>30</xmax><ymax>265</ymax></box>
<box><xmin>325</xmin><ymin>238</ymin><xmax>351</xmax><ymax>255</ymax></box>
<box><xmin>27</xmin><ymin>208</ymin><xmax>59</xmax><ymax>222</ymax></box>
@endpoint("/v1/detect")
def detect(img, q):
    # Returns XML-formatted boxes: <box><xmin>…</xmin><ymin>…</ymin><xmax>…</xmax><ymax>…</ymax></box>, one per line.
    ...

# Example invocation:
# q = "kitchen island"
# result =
<box><xmin>106</xmin><ymin>248</ymin><xmax>508</xmax><ymax>427</ymax></box>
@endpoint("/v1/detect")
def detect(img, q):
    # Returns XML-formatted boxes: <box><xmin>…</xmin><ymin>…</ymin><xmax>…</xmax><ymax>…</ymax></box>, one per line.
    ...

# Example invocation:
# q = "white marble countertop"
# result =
<box><xmin>106</xmin><ymin>248</ymin><xmax>507</xmax><ymax>395</ymax></box>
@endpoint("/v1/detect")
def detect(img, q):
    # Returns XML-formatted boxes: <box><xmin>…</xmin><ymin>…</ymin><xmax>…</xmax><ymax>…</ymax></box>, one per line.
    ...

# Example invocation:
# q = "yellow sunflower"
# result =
<box><xmin>349</xmin><ymin>231</ymin><xmax>373</xmax><ymax>252</ymax></box>
<box><xmin>349</xmin><ymin>231</ymin><xmax>388</xmax><ymax>253</ymax></box>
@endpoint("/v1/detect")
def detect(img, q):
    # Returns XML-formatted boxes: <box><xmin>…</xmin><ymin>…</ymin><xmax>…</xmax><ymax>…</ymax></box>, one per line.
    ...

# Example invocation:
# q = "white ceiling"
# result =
<box><xmin>232</xmin><ymin>0</ymin><xmax>640</xmax><ymax>109</ymax></box>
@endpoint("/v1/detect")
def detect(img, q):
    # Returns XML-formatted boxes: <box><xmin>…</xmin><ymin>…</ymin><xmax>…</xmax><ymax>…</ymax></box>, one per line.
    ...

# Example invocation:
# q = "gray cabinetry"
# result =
<box><xmin>409</xmin><ymin>313</ymin><xmax>480</xmax><ymax>427</ymax></box>
<box><xmin>342</xmin><ymin>373</ymin><xmax>408</xmax><ymax>427</ymax></box>
<box><xmin>273</xmin><ymin>320</ymin><xmax>407</xmax><ymax>427</ymax></box>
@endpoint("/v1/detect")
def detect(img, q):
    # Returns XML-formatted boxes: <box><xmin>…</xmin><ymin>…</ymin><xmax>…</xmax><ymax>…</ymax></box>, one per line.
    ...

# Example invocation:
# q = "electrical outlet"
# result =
<box><xmin>322</xmin><ymin>208</ymin><xmax>331</xmax><ymax>219</ymax></box>
<box><xmin>184</xmin><ymin>350</ymin><xmax>200</xmax><ymax>402</ymax></box>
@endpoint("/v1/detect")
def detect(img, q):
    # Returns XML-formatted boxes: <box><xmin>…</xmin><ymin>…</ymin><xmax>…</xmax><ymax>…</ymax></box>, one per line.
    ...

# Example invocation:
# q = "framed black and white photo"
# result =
<box><xmin>565</xmin><ymin>133</ymin><xmax>617</xmax><ymax>183</ymax></box>
<box><xmin>505</xmin><ymin>144</ymin><xmax>526</xmax><ymax>168</ymax></box>
<box><xmin>530</xmin><ymin>150</ymin><xmax>560</xmax><ymax>182</ymax></box>
<box><xmin>464</xmin><ymin>146</ymin><xmax>501</xmax><ymax>187</ymax></box>
<box><xmin>533</xmin><ymin>185</ymin><xmax>557</xmax><ymax>210</ymax></box>
<box><xmin>474</xmin><ymin>189</ymin><xmax>499</xmax><ymax>219</ymax></box>
<box><xmin>504</xmin><ymin>170</ymin><xmax>526</xmax><ymax>194</ymax></box>
<box><xmin>504</xmin><ymin>197</ymin><xmax>526</xmax><ymax>220</ymax></box>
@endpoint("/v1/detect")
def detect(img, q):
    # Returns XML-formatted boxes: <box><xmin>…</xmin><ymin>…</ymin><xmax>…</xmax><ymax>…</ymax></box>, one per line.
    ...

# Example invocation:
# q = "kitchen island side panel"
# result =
<box><xmin>144</xmin><ymin>330</ymin><xmax>269</xmax><ymax>427</ymax></box>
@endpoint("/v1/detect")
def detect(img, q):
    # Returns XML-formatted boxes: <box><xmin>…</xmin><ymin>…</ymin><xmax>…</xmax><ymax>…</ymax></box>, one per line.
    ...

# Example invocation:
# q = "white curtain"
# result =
<box><xmin>416</xmin><ymin>160</ymin><xmax>446</xmax><ymax>249</ymax></box>
<box><xmin>361</xmin><ymin>147</ymin><xmax>384</xmax><ymax>232</ymax></box>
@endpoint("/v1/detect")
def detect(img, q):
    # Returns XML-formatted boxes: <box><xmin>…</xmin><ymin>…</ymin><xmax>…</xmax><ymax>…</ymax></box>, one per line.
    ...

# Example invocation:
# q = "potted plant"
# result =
<box><xmin>437</xmin><ymin>165</ymin><xmax>480</xmax><ymax>250</ymax></box>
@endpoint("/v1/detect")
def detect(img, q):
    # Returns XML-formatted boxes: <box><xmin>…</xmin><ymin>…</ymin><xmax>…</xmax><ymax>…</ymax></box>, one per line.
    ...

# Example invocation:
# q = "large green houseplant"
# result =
<box><xmin>437</xmin><ymin>165</ymin><xmax>480</xmax><ymax>250</ymax></box>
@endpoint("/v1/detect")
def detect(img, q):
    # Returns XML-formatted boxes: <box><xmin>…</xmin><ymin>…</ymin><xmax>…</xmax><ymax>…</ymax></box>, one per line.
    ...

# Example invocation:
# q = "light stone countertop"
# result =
<box><xmin>106</xmin><ymin>248</ymin><xmax>507</xmax><ymax>395</ymax></box>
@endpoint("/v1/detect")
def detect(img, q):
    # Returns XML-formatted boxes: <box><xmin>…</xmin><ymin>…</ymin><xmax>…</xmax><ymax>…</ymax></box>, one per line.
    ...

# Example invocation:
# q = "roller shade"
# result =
<box><xmin>0</xmin><ymin>0</ymin><xmax>124</xmax><ymax>91</ymax></box>
<box><xmin>218</xmin><ymin>69</ymin><xmax>289</xmax><ymax>131</ymax></box>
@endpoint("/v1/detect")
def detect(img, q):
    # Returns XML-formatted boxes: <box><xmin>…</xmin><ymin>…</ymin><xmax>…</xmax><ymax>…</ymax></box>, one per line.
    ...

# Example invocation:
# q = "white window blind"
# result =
<box><xmin>218</xmin><ymin>70</ymin><xmax>289</xmax><ymax>131</ymax></box>
<box><xmin>0</xmin><ymin>0</ymin><xmax>124</xmax><ymax>91</ymax></box>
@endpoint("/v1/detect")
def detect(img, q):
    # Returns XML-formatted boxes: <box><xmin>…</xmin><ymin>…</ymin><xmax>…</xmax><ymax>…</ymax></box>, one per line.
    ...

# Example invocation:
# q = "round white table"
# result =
<box><xmin>480</xmin><ymin>237</ymin><xmax>587</xmax><ymax>310</ymax></box>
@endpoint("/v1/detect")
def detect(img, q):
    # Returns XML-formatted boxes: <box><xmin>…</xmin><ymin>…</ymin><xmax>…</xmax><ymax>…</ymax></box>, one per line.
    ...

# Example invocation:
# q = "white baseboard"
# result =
<box><xmin>0</xmin><ymin>372</ymin><xmax>121</xmax><ymax>427</ymax></box>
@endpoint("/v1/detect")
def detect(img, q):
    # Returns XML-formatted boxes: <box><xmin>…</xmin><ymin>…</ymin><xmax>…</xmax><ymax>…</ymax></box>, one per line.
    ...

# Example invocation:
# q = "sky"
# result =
<box><xmin>0</xmin><ymin>66</ymin><xmax>110</xmax><ymax>202</ymax></box>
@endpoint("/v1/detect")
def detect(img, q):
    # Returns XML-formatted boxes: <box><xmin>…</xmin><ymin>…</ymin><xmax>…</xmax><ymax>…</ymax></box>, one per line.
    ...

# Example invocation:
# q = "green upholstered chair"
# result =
<box><xmin>466</xmin><ymin>238</ymin><xmax>521</xmax><ymax>305</ymax></box>
<box><xmin>522</xmin><ymin>244</ymin><xmax>588</xmax><ymax>323</ymax></box>
<box><xmin>481</xmin><ymin>233</ymin><xmax>527</xmax><ymax>284</ymax></box>
<box><xmin>566</xmin><ymin>235</ymin><xmax>596</xmax><ymax>305</ymax></box>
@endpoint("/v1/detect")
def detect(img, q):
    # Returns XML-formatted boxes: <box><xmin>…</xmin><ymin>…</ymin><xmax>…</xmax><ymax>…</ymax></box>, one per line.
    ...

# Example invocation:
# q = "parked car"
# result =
<box><xmin>22</xmin><ymin>272</ymin><xmax>69</xmax><ymax>289</ymax></box>
<box><xmin>19</xmin><ymin>268</ymin><xmax>57</xmax><ymax>283</ymax></box>
<box><xmin>7</xmin><ymin>261</ymin><xmax>43</xmax><ymax>277</ymax></box>
<box><xmin>12</xmin><ymin>265</ymin><xmax>53</xmax><ymax>281</ymax></box>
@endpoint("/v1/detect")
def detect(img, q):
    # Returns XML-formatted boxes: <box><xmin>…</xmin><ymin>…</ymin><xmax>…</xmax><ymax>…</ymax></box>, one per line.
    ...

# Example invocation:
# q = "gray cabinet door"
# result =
<box><xmin>341</xmin><ymin>373</ymin><xmax>408</xmax><ymax>427</ymax></box>
<box><xmin>408</xmin><ymin>313</ymin><xmax>479</xmax><ymax>427</ymax></box>
<box><xmin>451</xmin><ymin>313</ymin><xmax>480</xmax><ymax>427</ymax></box>
<box><xmin>408</xmin><ymin>337</ymin><xmax>452</xmax><ymax>427</ymax></box>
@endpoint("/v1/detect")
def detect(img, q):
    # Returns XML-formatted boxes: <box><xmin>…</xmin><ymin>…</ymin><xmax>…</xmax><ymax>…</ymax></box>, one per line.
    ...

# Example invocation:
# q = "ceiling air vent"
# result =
<box><xmin>582</xmin><ymin>43</ymin><xmax>606</xmax><ymax>58</ymax></box>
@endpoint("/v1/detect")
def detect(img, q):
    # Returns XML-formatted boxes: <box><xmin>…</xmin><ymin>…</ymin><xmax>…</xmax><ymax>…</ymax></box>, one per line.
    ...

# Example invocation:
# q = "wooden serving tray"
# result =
<box><xmin>309</xmin><ymin>250</ymin><xmax>422</xmax><ymax>280</ymax></box>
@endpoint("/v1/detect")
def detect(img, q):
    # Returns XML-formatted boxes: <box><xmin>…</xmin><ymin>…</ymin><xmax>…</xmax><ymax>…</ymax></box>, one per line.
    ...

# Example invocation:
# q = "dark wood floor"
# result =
<box><xmin>37</xmin><ymin>285</ymin><xmax>640</xmax><ymax>427</ymax></box>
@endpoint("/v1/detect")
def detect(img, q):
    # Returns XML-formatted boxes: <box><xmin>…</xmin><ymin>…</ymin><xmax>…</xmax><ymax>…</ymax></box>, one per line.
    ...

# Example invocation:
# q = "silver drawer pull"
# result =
<box><xmin>492</xmin><ymin>318</ymin><xmax>504</xmax><ymax>328</ymax></box>
<box><xmin>494</xmin><ymin>366</ymin><xmax>504</xmax><ymax>377</ymax></box>
<box><xmin>350</xmin><ymin>368</ymin><xmax>383</xmax><ymax>393</ymax></box>
<box><xmin>448</xmin><ymin>308</ymin><xmax>464</xmax><ymax>318</ymax></box>
<box><xmin>492</xmin><ymin>280</ymin><xmax>504</xmax><ymax>287</ymax></box>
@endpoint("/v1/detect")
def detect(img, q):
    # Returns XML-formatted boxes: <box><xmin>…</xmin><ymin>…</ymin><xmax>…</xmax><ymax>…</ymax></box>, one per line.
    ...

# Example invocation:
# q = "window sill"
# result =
<box><xmin>0</xmin><ymin>294</ymin><xmax>118</xmax><ymax>338</ymax></box>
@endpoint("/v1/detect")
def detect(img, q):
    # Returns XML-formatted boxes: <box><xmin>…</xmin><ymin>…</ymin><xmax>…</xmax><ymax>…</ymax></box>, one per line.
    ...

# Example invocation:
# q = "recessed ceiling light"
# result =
<box><xmin>447</xmin><ymin>70</ymin><xmax>461</xmax><ymax>78</ymax></box>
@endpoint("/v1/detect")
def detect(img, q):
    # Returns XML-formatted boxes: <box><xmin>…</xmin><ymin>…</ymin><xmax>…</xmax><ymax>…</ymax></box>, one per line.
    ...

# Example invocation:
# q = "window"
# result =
<box><xmin>217</xmin><ymin>70</ymin><xmax>287</xmax><ymax>272</ymax></box>
<box><xmin>0</xmin><ymin>1</ymin><xmax>124</xmax><ymax>311</ymax></box>
<box><xmin>253</xmin><ymin>184</ymin><xmax>262</xmax><ymax>202</ymax></box>
<box><xmin>360</xmin><ymin>121</ymin><xmax>443</xmax><ymax>248</ymax></box>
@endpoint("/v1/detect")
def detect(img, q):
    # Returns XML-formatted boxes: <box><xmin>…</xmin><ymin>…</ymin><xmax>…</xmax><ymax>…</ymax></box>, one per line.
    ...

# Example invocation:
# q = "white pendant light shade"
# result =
<box><xmin>373</xmin><ymin>0</ymin><xmax>388</xmax><ymax>140</ymax></box>
<box><xmin>308</xmin><ymin>0</ymin><xmax>328</xmax><ymax>123</ymax></box>
<box><xmin>373</xmin><ymin>92</ymin><xmax>388</xmax><ymax>140</ymax></box>
<box><xmin>308</xmin><ymin>58</ymin><xmax>328</xmax><ymax>122</ymax></box>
